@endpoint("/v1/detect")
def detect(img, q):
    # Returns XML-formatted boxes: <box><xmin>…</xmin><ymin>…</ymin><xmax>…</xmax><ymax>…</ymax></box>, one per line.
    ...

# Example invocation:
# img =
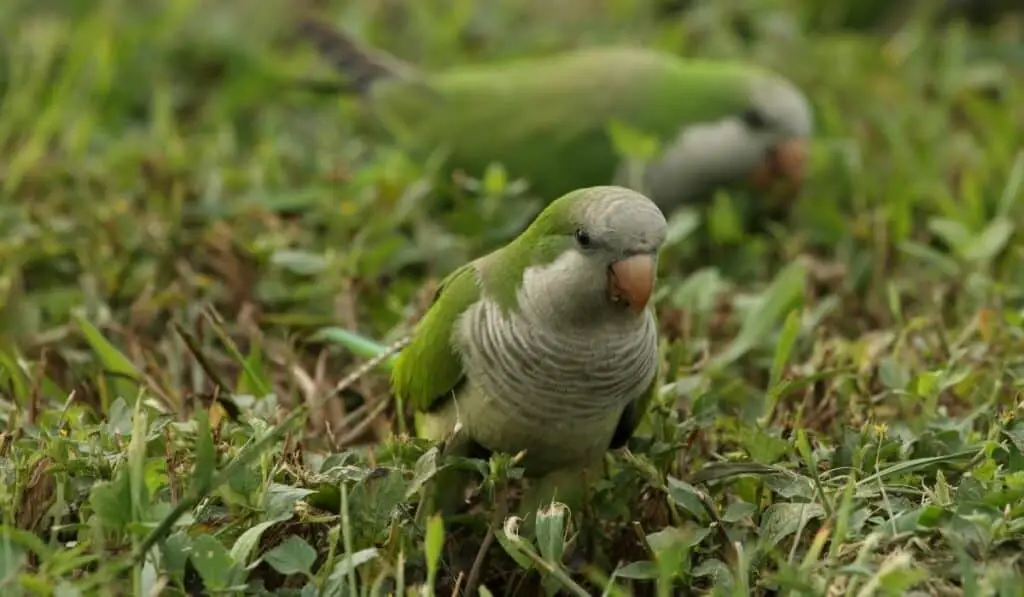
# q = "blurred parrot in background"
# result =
<box><xmin>296</xmin><ymin>18</ymin><xmax>813</xmax><ymax>228</ymax></box>
<box><xmin>390</xmin><ymin>185</ymin><xmax>666</xmax><ymax>520</ymax></box>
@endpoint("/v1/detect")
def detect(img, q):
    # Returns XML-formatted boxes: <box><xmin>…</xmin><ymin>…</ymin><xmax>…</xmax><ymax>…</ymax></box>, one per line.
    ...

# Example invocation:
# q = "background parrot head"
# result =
<box><xmin>643</xmin><ymin>66</ymin><xmax>815</xmax><ymax>213</ymax></box>
<box><xmin>510</xmin><ymin>186</ymin><xmax>668</xmax><ymax>321</ymax></box>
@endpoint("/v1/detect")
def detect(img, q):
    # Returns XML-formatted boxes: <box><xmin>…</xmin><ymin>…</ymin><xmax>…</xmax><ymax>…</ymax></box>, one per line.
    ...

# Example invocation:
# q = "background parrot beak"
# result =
<box><xmin>609</xmin><ymin>254</ymin><xmax>656</xmax><ymax>313</ymax></box>
<box><xmin>749</xmin><ymin>137</ymin><xmax>808</xmax><ymax>193</ymax></box>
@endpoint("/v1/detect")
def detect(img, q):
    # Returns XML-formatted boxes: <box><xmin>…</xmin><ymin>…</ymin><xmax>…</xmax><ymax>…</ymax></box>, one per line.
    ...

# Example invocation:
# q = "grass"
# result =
<box><xmin>1</xmin><ymin>0</ymin><xmax>1024</xmax><ymax>594</ymax></box>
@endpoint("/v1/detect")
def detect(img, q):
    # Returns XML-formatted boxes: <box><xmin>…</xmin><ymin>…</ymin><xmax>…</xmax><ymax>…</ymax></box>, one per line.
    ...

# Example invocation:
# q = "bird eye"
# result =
<box><xmin>574</xmin><ymin>228</ymin><xmax>592</xmax><ymax>247</ymax></box>
<box><xmin>740</xmin><ymin>108</ymin><xmax>768</xmax><ymax>130</ymax></box>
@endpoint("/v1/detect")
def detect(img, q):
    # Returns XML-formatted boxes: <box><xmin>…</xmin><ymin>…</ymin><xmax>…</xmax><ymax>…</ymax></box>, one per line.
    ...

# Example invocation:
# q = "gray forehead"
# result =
<box><xmin>749</xmin><ymin>75</ymin><xmax>814</xmax><ymax>137</ymax></box>
<box><xmin>577</xmin><ymin>188</ymin><xmax>667</xmax><ymax>244</ymax></box>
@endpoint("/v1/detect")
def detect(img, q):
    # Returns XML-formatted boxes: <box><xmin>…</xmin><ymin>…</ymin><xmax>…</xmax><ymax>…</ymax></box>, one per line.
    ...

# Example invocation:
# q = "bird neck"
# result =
<box><xmin>515</xmin><ymin>250</ymin><xmax>640</xmax><ymax>332</ymax></box>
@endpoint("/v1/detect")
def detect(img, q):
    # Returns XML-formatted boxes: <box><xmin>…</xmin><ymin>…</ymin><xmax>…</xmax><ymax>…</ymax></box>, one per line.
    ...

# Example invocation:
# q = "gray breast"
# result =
<box><xmin>457</xmin><ymin>299</ymin><xmax>659</xmax><ymax>426</ymax></box>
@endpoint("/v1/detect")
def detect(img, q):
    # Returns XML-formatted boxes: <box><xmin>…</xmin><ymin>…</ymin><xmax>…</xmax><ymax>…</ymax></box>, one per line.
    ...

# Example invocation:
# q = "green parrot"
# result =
<box><xmin>297</xmin><ymin>19</ymin><xmax>813</xmax><ymax>221</ymax></box>
<box><xmin>391</xmin><ymin>185</ymin><xmax>667</xmax><ymax>520</ymax></box>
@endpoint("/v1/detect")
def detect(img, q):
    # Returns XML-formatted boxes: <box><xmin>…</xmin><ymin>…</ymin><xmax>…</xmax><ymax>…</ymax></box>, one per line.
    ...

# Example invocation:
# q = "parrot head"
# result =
<box><xmin>512</xmin><ymin>186</ymin><xmax>668</xmax><ymax>323</ymax></box>
<box><xmin>646</xmin><ymin>69</ymin><xmax>813</xmax><ymax>211</ymax></box>
<box><xmin>739</xmin><ymin>73</ymin><xmax>813</xmax><ymax>196</ymax></box>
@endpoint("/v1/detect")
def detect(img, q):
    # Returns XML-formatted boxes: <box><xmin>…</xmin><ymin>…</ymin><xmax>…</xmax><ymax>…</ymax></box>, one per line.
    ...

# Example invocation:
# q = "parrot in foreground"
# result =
<box><xmin>390</xmin><ymin>185</ymin><xmax>667</xmax><ymax>520</ymax></box>
<box><xmin>297</xmin><ymin>18</ymin><xmax>813</xmax><ymax>222</ymax></box>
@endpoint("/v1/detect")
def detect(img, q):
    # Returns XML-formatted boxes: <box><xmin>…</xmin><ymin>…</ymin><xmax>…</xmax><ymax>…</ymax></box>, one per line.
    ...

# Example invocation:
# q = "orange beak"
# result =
<box><xmin>749</xmin><ymin>137</ymin><xmax>808</xmax><ymax>194</ymax></box>
<box><xmin>608</xmin><ymin>254</ymin><xmax>656</xmax><ymax>314</ymax></box>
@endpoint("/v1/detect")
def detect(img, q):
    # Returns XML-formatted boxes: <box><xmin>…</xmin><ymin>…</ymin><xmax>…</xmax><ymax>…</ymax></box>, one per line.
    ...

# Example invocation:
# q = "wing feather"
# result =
<box><xmin>391</xmin><ymin>262</ymin><xmax>482</xmax><ymax>412</ymax></box>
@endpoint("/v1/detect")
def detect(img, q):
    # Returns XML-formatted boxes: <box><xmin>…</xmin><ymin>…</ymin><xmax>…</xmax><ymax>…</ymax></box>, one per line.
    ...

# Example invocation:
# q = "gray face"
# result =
<box><xmin>638</xmin><ymin>74</ymin><xmax>814</xmax><ymax>211</ymax></box>
<box><xmin>570</xmin><ymin>186</ymin><xmax>668</xmax><ymax>264</ymax></box>
<box><xmin>515</xmin><ymin>187</ymin><xmax>668</xmax><ymax>327</ymax></box>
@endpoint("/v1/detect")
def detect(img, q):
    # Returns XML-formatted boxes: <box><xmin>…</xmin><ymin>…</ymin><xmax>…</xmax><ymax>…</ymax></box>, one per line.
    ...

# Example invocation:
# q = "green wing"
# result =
<box><xmin>391</xmin><ymin>262</ymin><xmax>482</xmax><ymax>413</ymax></box>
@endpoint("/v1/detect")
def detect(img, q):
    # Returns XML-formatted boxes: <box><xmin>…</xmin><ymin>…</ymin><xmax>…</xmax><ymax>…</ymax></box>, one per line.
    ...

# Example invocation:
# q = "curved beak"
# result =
<box><xmin>749</xmin><ymin>137</ymin><xmax>808</xmax><ymax>194</ymax></box>
<box><xmin>608</xmin><ymin>254</ymin><xmax>656</xmax><ymax>314</ymax></box>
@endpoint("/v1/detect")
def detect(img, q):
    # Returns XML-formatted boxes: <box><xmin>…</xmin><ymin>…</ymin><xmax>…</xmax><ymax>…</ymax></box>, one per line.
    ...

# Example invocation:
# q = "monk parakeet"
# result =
<box><xmin>391</xmin><ymin>185</ymin><xmax>666</xmax><ymax>519</ymax></box>
<box><xmin>298</xmin><ymin>19</ymin><xmax>813</xmax><ymax>220</ymax></box>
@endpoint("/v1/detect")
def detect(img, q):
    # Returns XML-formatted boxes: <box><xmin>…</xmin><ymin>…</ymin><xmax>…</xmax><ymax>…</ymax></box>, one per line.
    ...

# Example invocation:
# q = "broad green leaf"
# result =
<box><xmin>161</xmin><ymin>532</ymin><xmax>191</xmax><ymax>582</ymax></box>
<box><xmin>264</xmin><ymin>484</ymin><xmax>316</xmax><ymax>519</ymax></box>
<box><xmin>764</xmin><ymin>474</ymin><xmax>815</xmax><ymax>500</ymax></box>
<box><xmin>666</xmin><ymin>476</ymin><xmax>708</xmax><ymax>523</ymax></box>
<box><xmin>740</xmin><ymin>429</ymin><xmax>791</xmax><ymax>465</ymax></box>
<box><xmin>615</xmin><ymin>560</ymin><xmax>658</xmax><ymax>580</ymax></box>
<box><xmin>759</xmin><ymin>503</ymin><xmax>827</xmax><ymax>545</ymax></box>
<box><xmin>324</xmin><ymin>547</ymin><xmax>379</xmax><ymax>595</ymax></box>
<box><xmin>189</xmin><ymin>533</ymin><xmax>238</xmax><ymax>592</ymax></box>
<box><xmin>721</xmin><ymin>501</ymin><xmax>757</xmax><ymax>523</ymax></box>
<box><xmin>89</xmin><ymin>467</ymin><xmax>133</xmax><ymax>530</ymax></box>
<box><xmin>405</xmin><ymin>447</ymin><xmax>440</xmax><ymax>500</ymax></box>
<box><xmin>692</xmin><ymin>559</ymin><xmax>733</xmax><ymax>588</ymax></box>
<box><xmin>262</xmin><ymin>536</ymin><xmax>317</xmax><ymax>577</ymax></box>
<box><xmin>231</xmin><ymin>516</ymin><xmax>292</xmax><ymax>566</ymax></box>
<box><xmin>646</xmin><ymin>526</ymin><xmax>710</xmax><ymax>554</ymax></box>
